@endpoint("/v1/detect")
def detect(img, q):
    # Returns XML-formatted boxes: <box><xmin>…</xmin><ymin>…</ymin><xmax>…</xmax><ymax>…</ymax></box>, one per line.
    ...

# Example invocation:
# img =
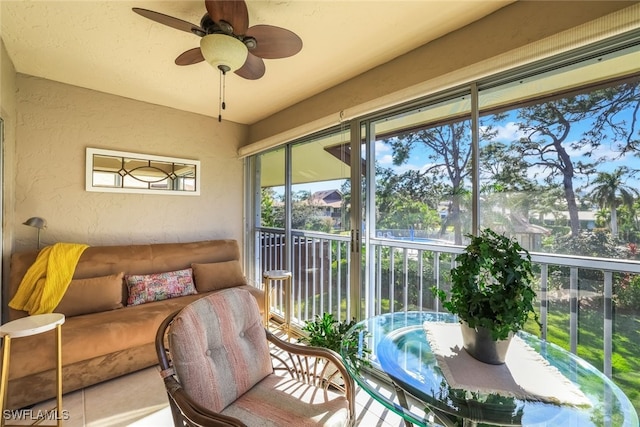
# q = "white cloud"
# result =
<box><xmin>375</xmin><ymin>140</ymin><xmax>391</xmax><ymax>155</ymax></box>
<box><xmin>419</xmin><ymin>162</ymin><xmax>440</xmax><ymax>174</ymax></box>
<box><xmin>378</xmin><ymin>154</ymin><xmax>394</xmax><ymax>165</ymax></box>
<box><xmin>588</xmin><ymin>142</ymin><xmax>627</xmax><ymax>162</ymax></box>
<box><xmin>482</xmin><ymin>122</ymin><xmax>524</xmax><ymax>142</ymax></box>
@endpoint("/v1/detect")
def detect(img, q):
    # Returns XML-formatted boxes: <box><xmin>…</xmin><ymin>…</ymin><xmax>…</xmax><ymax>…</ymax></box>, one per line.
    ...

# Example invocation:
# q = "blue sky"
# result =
<box><xmin>373</xmin><ymin>106</ymin><xmax>640</xmax><ymax>195</ymax></box>
<box><xmin>286</xmin><ymin>93</ymin><xmax>640</xmax><ymax>203</ymax></box>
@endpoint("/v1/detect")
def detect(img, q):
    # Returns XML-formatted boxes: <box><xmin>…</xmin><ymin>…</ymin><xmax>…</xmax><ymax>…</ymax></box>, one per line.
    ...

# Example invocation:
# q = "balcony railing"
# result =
<box><xmin>259</xmin><ymin>228</ymin><xmax>352</xmax><ymax>324</ymax></box>
<box><xmin>256</xmin><ymin>227</ymin><xmax>640</xmax><ymax>412</ymax></box>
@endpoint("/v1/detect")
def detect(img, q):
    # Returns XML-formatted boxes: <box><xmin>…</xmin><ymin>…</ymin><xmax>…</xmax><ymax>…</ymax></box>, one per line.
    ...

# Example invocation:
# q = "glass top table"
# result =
<box><xmin>340</xmin><ymin>311</ymin><xmax>638</xmax><ymax>427</ymax></box>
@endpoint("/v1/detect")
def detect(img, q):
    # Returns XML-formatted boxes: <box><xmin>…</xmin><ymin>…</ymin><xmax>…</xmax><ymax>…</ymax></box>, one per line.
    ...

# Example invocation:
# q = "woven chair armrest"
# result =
<box><xmin>266</xmin><ymin>329</ymin><xmax>355</xmax><ymax>421</ymax></box>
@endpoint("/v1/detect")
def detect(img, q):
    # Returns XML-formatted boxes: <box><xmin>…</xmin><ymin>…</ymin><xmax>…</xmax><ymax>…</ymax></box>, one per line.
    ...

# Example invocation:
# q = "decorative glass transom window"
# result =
<box><xmin>86</xmin><ymin>148</ymin><xmax>200</xmax><ymax>195</ymax></box>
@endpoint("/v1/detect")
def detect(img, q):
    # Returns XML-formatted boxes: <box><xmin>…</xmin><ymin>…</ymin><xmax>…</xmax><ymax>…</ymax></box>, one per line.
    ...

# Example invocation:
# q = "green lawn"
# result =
<box><xmin>524</xmin><ymin>308</ymin><xmax>640</xmax><ymax>414</ymax></box>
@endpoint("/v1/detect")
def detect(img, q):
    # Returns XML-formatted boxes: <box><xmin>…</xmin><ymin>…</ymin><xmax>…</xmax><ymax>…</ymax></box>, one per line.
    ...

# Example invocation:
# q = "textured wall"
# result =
<box><xmin>1</xmin><ymin>39</ymin><xmax>18</xmax><ymax>320</ymax></box>
<box><xmin>13</xmin><ymin>75</ymin><xmax>247</xmax><ymax>251</ymax></box>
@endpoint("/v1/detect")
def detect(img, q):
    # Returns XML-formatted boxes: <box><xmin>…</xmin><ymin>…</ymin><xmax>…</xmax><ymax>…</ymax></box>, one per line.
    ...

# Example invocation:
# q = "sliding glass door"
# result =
<box><xmin>253</xmin><ymin>127</ymin><xmax>356</xmax><ymax>324</ymax></box>
<box><xmin>246</xmin><ymin>34</ymin><xmax>640</xmax><ymax>414</ymax></box>
<box><xmin>363</xmin><ymin>90</ymin><xmax>473</xmax><ymax>317</ymax></box>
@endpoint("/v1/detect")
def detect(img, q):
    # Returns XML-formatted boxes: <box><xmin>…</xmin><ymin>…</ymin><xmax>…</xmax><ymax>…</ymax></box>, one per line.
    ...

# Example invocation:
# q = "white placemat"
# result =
<box><xmin>423</xmin><ymin>322</ymin><xmax>591</xmax><ymax>407</ymax></box>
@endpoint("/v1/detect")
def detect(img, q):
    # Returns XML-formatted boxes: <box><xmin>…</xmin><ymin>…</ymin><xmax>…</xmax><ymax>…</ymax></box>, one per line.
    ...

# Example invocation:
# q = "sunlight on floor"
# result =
<box><xmin>87</xmin><ymin>405</ymin><xmax>171</xmax><ymax>427</ymax></box>
<box><xmin>22</xmin><ymin>325</ymin><xmax>406</xmax><ymax>426</ymax></box>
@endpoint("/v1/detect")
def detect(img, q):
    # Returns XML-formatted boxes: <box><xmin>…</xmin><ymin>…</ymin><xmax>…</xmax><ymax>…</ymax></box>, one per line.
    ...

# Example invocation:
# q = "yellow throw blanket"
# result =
<box><xmin>9</xmin><ymin>242</ymin><xmax>89</xmax><ymax>315</ymax></box>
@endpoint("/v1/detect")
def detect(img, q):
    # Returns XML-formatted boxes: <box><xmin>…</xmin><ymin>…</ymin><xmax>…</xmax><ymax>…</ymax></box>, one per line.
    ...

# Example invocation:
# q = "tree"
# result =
<box><xmin>377</xmin><ymin>195</ymin><xmax>441</xmax><ymax>231</ymax></box>
<box><xmin>595</xmin><ymin>209</ymin><xmax>610</xmax><ymax>229</ymax></box>
<box><xmin>384</xmin><ymin>121</ymin><xmax>474</xmax><ymax>244</ymax></box>
<box><xmin>261</xmin><ymin>187</ymin><xmax>279</xmax><ymax>227</ymax></box>
<box><xmin>340</xmin><ymin>180</ymin><xmax>352</xmax><ymax>231</ymax></box>
<box><xmin>479</xmin><ymin>139</ymin><xmax>540</xmax><ymax>225</ymax></box>
<box><xmin>479</xmin><ymin>140</ymin><xmax>535</xmax><ymax>196</ymax></box>
<box><xmin>375</xmin><ymin>166</ymin><xmax>445</xmax><ymax>233</ymax></box>
<box><xmin>588</xmin><ymin>167</ymin><xmax>638</xmax><ymax>238</ymax></box>
<box><xmin>616</xmin><ymin>204</ymin><xmax>640</xmax><ymax>243</ymax></box>
<box><xmin>531</xmin><ymin>185</ymin><xmax>565</xmax><ymax>224</ymax></box>
<box><xmin>511</xmin><ymin>80</ymin><xmax>640</xmax><ymax>237</ymax></box>
<box><xmin>292</xmin><ymin>193</ymin><xmax>332</xmax><ymax>232</ymax></box>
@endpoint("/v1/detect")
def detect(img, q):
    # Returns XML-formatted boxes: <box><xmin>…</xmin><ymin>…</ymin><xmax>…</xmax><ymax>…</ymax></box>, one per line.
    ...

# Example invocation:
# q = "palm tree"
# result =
<box><xmin>589</xmin><ymin>167</ymin><xmax>638</xmax><ymax>238</ymax></box>
<box><xmin>595</xmin><ymin>209</ymin><xmax>609</xmax><ymax>228</ymax></box>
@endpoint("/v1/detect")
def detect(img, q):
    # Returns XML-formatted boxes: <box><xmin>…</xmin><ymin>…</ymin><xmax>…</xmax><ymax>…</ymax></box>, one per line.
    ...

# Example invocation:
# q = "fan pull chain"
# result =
<box><xmin>218</xmin><ymin>67</ymin><xmax>227</xmax><ymax>122</ymax></box>
<box><xmin>222</xmin><ymin>69</ymin><xmax>227</xmax><ymax>111</ymax></box>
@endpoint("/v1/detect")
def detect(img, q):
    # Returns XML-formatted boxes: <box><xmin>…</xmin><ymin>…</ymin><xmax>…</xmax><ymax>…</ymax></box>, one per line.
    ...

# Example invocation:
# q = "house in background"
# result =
<box><xmin>309</xmin><ymin>190</ymin><xmax>344</xmax><ymax>229</ymax></box>
<box><xmin>507</xmin><ymin>214</ymin><xmax>551</xmax><ymax>252</ymax></box>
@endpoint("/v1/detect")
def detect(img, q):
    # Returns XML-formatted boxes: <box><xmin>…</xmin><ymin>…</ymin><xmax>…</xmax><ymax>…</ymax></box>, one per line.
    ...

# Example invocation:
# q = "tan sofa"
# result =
<box><xmin>4</xmin><ymin>239</ymin><xmax>264</xmax><ymax>409</ymax></box>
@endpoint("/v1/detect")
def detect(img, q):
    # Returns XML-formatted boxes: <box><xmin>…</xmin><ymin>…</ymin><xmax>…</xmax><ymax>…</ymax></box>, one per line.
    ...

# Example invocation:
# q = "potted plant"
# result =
<box><xmin>298</xmin><ymin>312</ymin><xmax>370</xmax><ymax>375</ymax></box>
<box><xmin>432</xmin><ymin>228</ymin><xmax>540</xmax><ymax>364</ymax></box>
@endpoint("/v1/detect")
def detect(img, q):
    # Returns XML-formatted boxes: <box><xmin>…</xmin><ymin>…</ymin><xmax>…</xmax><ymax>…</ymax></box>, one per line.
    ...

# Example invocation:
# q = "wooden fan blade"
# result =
<box><xmin>175</xmin><ymin>48</ymin><xmax>205</xmax><ymax>66</ymax></box>
<box><xmin>245</xmin><ymin>25</ymin><xmax>302</xmax><ymax>59</ymax></box>
<box><xmin>132</xmin><ymin>8</ymin><xmax>203</xmax><ymax>35</ymax></box>
<box><xmin>235</xmin><ymin>53</ymin><xmax>266</xmax><ymax>80</ymax></box>
<box><xmin>205</xmin><ymin>0</ymin><xmax>249</xmax><ymax>35</ymax></box>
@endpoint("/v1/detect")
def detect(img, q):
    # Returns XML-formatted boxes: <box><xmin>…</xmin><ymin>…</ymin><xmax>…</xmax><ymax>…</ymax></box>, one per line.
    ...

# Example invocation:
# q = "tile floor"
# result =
<box><xmin>10</xmin><ymin>362</ymin><xmax>406</xmax><ymax>427</ymax></box>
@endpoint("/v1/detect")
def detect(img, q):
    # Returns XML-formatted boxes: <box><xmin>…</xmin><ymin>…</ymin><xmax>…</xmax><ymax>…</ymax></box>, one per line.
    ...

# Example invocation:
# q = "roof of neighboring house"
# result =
<box><xmin>509</xmin><ymin>215</ymin><xmax>551</xmax><ymax>235</ymax></box>
<box><xmin>535</xmin><ymin>211</ymin><xmax>598</xmax><ymax>221</ymax></box>
<box><xmin>312</xmin><ymin>190</ymin><xmax>342</xmax><ymax>201</ymax></box>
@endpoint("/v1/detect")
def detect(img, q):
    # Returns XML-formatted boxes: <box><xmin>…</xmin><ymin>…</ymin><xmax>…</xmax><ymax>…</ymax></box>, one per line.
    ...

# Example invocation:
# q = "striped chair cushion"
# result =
<box><xmin>221</xmin><ymin>373</ymin><xmax>350</xmax><ymax>427</ymax></box>
<box><xmin>169</xmin><ymin>288</ymin><xmax>272</xmax><ymax>412</ymax></box>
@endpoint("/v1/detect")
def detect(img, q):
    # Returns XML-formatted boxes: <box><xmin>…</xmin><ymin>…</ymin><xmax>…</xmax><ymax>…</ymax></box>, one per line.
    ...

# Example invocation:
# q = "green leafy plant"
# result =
<box><xmin>298</xmin><ymin>312</ymin><xmax>370</xmax><ymax>373</ymax></box>
<box><xmin>432</xmin><ymin>228</ymin><xmax>540</xmax><ymax>340</ymax></box>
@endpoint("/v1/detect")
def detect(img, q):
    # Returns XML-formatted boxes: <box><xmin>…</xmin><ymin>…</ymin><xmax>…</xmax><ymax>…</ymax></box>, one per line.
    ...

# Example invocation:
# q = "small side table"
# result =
<box><xmin>0</xmin><ymin>313</ymin><xmax>65</xmax><ymax>427</ymax></box>
<box><xmin>263</xmin><ymin>270</ymin><xmax>292</xmax><ymax>339</ymax></box>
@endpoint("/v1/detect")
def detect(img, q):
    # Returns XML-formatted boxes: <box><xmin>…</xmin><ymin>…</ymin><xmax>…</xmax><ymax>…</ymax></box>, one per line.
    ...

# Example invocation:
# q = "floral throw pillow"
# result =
<box><xmin>125</xmin><ymin>268</ymin><xmax>197</xmax><ymax>306</ymax></box>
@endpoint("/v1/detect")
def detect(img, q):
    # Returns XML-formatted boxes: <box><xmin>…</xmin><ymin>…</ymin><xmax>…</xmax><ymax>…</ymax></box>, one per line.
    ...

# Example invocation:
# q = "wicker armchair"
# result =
<box><xmin>155</xmin><ymin>288</ymin><xmax>355</xmax><ymax>427</ymax></box>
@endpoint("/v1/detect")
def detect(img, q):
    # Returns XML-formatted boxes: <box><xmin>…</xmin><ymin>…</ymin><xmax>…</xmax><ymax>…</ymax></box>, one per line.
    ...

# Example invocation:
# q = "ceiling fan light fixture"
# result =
<box><xmin>200</xmin><ymin>34</ymin><xmax>248</xmax><ymax>72</ymax></box>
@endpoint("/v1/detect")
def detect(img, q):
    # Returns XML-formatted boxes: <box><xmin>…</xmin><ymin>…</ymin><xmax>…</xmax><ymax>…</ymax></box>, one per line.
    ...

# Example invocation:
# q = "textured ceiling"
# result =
<box><xmin>1</xmin><ymin>1</ymin><xmax>512</xmax><ymax>125</ymax></box>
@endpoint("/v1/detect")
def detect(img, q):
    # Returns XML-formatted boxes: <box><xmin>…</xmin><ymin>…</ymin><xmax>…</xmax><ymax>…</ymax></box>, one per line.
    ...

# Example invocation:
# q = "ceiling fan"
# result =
<box><xmin>133</xmin><ymin>0</ymin><xmax>303</xmax><ymax>119</ymax></box>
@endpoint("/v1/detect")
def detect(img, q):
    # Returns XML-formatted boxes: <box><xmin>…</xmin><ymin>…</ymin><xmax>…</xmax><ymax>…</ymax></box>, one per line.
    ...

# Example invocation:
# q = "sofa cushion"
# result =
<box><xmin>7</xmin><ymin>292</ymin><xmax>210</xmax><ymax>377</ymax></box>
<box><xmin>191</xmin><ymin>260</ymin><xmax>247</xmax><ymax>292</ymax></box>
<box><xmin>55</xmin><ymin>272</ymin><xmax>124</xmax><ymax>317</ymax></box>
<box><xmin>125</xmin><ymin>268</ymin><xmax>197</xmax><ymax>306</ymax></box>
<box><xmin>7</xmin><ymin>287</ymin><xmax>265</xmax><ymax>378</ymax></box>
<box><xmin>8</xmin><ymin>239</ymin><xmax>241</xmax><ymax>321</ymax></box>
